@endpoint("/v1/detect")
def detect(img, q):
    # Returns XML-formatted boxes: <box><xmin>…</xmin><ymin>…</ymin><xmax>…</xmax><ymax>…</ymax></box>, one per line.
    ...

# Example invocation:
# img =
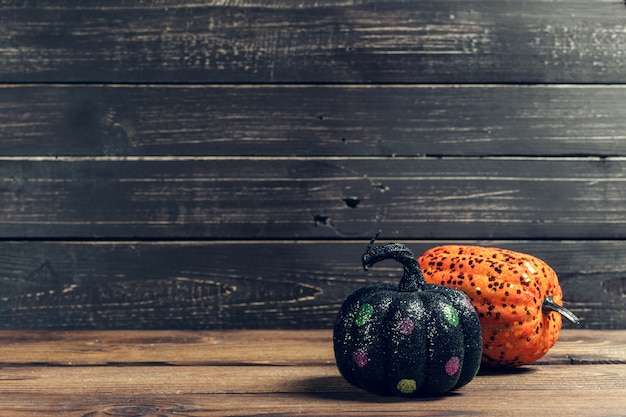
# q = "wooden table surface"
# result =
<box><xmin>0</xmin><ymin>329</ymin><xmax>624</xmax><ymax>417</ymax></box>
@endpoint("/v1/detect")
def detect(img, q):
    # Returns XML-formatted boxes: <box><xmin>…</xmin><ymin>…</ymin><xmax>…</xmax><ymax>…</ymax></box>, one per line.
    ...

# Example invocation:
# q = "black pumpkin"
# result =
<box><xmin>333</xmin><ymin>236</ymin><xmax>483</xmax><ymax>397</ymax></box>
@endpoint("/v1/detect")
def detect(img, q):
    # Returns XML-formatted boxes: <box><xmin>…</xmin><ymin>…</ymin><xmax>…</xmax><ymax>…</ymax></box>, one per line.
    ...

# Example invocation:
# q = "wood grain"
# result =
<box><xmin>0</xmin><ymin>241</ymin><xmax>623</xmax><ymax>330</ymax></box>
<box><xmin>1</xmin><ymin>388</ymin><xmax>625</xmax><ymax>417</ymax></box>
<box><xmin>2</xmin><ymin>157</ymin><xmax>626</xmax><ymax>239</ymax></box>
<box><xmin>2</xmin><ymin>0</ymin><xmax>626</xmax><ymax>83</ymax></box>
<box><xmin>0</xmin><ymin>330</ymin><xmax>623</xmax><ymax>417</ymax></box>
<box><xmin>1</xmin><ymin>364</ymin><xmax>625</xmax><ymax>396</ymax></box>
<box><xmin>0</xmin><ymin>329</ymin><xmax>623</xmax><ymax>366</ymax></box>
<box><xmin>3</xmin><ymin>84</ymin><xmax>626</xmax><ymax>157</ymax></box>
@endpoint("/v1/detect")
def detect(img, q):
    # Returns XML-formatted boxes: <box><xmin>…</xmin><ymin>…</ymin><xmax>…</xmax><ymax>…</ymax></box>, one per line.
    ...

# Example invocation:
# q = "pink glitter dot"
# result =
<box><xmin>462</xmin><ymin>297</ymin><xmax>475</xmax><ymax>312</ymax></box>
<box><xmin>352</xmin><ymin>349</ymin><xmax>368</xmax><ymax>368</ymax></box>
<box><xmin>395</xmin><ymin>317</ymin><xmax>415</xmax><ymax>335</ymax></box>
<box><xmin>445</xmin><ymin>356</ymin><xmax>460</xmax><ymax>376</ymax></box>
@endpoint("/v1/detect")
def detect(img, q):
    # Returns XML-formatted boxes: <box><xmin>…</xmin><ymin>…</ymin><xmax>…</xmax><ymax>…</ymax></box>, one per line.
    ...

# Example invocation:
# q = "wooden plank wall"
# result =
<box><xmin>1</xmin><ymin>0</ymin><xmax>625</xmax><ymax>330</ymax></box>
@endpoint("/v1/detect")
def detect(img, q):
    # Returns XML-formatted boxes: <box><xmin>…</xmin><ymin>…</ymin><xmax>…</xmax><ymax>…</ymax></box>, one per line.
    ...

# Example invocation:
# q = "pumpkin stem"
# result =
<box><xmin>542</xmin><ymin>296</ymin><xmax>580</xmax><ymax>324</ymax></box>
<box><xmin>361</xmin><ymin>232</ymin><xmax>426</xmax><ymax>292</ymax></box>
<box><xmin>365</xmin><ymin>230</ymin><xmax>382</xmax><ymax>254</ymax></box>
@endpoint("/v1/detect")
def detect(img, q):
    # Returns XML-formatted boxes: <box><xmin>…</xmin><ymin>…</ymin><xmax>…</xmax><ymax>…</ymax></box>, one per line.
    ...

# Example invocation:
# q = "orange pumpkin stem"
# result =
<box><xmin>542</xmin><ymin>296</ymin><xmax>580</xmax><ymax>325</ymax></box>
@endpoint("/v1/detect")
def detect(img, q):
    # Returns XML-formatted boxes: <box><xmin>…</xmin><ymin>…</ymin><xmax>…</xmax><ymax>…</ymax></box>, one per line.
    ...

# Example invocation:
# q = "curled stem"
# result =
<box><xmin>361</xmin><ymin>231</ymin><xmax>425</xmax><ymax>292</ymax></box>
<box><xmin>542</xmin><ymin>296</ymin><xmax>580</xmax><ymax>325</ymax></box>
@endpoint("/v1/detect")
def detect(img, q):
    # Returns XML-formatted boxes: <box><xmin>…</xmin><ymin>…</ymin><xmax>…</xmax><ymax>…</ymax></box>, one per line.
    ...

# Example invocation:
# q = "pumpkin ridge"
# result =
<box><xmin>420</xmin><ymin>295</ymin><xmax>466</xmax><ymax>395</ymax></box>
<box><xmin>428</xmin><ymin>287</ymin><xmax>482</xmax><ymax>389</ymax></box>
<box><xmin>383</xmin><ymin>294</ymin><xmax>428</xmax><ymax>395</ymax></box>
<box><xmin>348</xmin><ymin>289</ymin><xmax>394</xmax><ymax>394</ymax></box>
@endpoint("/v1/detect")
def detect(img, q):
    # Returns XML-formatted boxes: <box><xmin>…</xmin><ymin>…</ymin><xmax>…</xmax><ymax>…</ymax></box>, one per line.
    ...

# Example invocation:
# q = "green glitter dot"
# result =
<box><xmin>397</xmin><ymin>379</ymin><xmax>417</xmax><ymax>394</ymax></box>
<box><xmin>355</xmin><ymin>303</ymin><xmax>373</xmax><ymax>326</ymax></box>
<box><xmin>443</xmin><ymin>304</ymin><xmax>459</xmax><ymax>327</ymax></box>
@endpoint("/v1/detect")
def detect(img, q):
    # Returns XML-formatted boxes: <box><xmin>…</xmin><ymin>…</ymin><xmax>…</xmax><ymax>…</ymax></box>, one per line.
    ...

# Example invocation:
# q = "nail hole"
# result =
<box><xmin>313</xmin><ymin>214</ymin><xmax>331</xmax><ymax>225</ymax></box>
<box><xmin>343</xmin><ymin>197</ymin><xmax>361</xmax><ymax>208</ymax></box>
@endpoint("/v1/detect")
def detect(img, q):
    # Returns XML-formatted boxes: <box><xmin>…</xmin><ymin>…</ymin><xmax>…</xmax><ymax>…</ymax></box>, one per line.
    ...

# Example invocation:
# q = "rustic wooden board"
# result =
<box><xmin>0</xmin><ymin>329</ymin><xmax>623</xmax><ymax>366</ymax></box>
<box><xmin>3</xmin><ymin>84</ymin><xmax>626</xmax><ymax>157</ymax></box>
<box><xmin>2</xmin><ymin>386</ymin><xmax>625</xmax><ymax>417</ymax></box>
<box><xmin>2</xmin><ymin>0</ymin><xmax>626</xmax><ymax>83</ymax></box>
<box><xmin>2</xmin><ymin>157</ymin><xmax>626</xmax><ymax>239</ymax></box>
<box><xmin>0</xmin><ymin>330</ymin><xmax>623</xmax><ymax>416</ymax></box>
<box><xmin>0</xmin><ymin>240</ymin><xmax>623</xmax><ymax>330</ymax></box>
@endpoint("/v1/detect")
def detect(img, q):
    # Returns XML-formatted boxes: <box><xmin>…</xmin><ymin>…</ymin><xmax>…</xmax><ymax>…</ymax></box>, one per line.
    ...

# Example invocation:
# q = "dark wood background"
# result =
<box><xmin>1</xmin><ymin>0</ymin><xmax>625</xmax><ymax>330</ymax></box>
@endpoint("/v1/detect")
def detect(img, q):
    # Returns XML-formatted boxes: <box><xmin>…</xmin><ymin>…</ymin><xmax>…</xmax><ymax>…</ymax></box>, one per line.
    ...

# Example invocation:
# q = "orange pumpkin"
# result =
<box><xmin>417</xmin><ymin>245</ymin><xmax>579</xmax><ymax>367</ymax></box>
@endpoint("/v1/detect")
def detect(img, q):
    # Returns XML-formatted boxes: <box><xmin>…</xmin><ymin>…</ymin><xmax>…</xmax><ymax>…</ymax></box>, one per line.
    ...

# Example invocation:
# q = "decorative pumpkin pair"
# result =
<box><xmin>333</xmin><ymin>234</ymin><xmax>482</xmax><ymax>397</ymax></box>
<box><xmin>418</xmin><ymin>245</ymin><xmax>579</xmax><ymax>367</ymax></box>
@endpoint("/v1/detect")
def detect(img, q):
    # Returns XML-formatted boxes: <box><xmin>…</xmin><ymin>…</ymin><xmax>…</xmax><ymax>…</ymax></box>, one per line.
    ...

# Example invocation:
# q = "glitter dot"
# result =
<box><xmin>443</xmin><ymin>305</ymin><xmax>459</xmax><ymax>327</ymax></box>
<box><xmin>355</xmin><ymin>303</ymin><xmax>373</xmax><ymax>326</ymax></box>
<box><xmin>395</xmin><ymin>317</ymin><xmax>415</xmax><ymax>335</ymax></box>
<box><xmin>352</xmin><ymin>349</ymin><xmax>368</xmax><ymax>368</ymax></box>
<box><xmin>445</xmin><ymin>356</ymin><xmax>460</xmax><ymax>376</ymax></box>
<box><xmin>397</xmin><ymin>379</ymin><xmax>417</xmax><ymax>394</ymax></box>
<box><xmin>462</xmin><ymin>296</ymin><xmax>475</xmax><ymax>312</ymax></box>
